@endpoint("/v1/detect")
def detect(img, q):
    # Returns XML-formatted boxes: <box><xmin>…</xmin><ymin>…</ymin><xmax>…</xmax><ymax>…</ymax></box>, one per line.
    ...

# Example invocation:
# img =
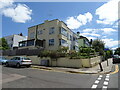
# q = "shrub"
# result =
<box><xmin>38</xmin><ymin>50</ymin><xmax>50</xmax><ymax>58</ymax></box>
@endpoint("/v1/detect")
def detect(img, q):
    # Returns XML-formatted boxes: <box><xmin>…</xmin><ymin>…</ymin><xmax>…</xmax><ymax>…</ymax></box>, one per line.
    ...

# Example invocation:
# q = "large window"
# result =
<box><xmin>59</xmin><ymin>39</ymin><xmax>68</xmax><ymax>47</ymax></box>
<box><xmin>84</xmin><ymin>39</ymin><xmax>90</xmax><ymax>46</ymax></box>
<box><xmin>60</xmin><ymin>27</ymin><xmax>67</xmax><ymax>37</ymax></box>
<box><xmin>49</xmin><ymin>39</ymin><xmax>54</xmax><ymax>46</ymax></box>
<box><xmin>27</xmin><ymin>40</ymin><xmax>34</xmax><ymax>46</ymax></box>
<box><xmin>49</xmin><ymin>27</ymin><xmax>55</xmax><ymax>34</ymax></box>
<box><xmin>19</xmin><ymin>42</ymin><xmax>26</xmax><ymax>47</ymax></box>
<box><xmin>70</xmin><ymin>35</ymin><xmax>72</xmax><ymax>41</ymax></box>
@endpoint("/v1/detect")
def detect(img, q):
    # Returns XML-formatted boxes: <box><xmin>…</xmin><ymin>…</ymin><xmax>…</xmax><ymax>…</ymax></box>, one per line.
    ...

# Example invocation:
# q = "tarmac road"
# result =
<box><xmin>1</xmin><ymin>64</ymin><xmax>119</xmax><ymax>89</ymax></box>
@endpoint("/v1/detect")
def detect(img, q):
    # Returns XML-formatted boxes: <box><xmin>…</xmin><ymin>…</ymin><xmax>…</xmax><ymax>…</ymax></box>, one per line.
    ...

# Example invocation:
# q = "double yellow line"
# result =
<box><xmin>110</xmin><ymin>65</ymin><xmax>119</xmax><ymax>74</ymax></box>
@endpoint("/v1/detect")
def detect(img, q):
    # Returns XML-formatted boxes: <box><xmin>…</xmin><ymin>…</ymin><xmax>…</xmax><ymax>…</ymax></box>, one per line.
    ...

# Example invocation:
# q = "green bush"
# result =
<box><xmin>38</xmin><ymin>50</ymin><xmax>50</xmax><ymax>58</ymax></box>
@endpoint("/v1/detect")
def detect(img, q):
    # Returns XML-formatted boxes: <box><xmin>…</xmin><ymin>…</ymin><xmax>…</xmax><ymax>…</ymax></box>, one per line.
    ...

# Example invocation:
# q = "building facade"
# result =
<box><xmin>4</xmin><ymin>34</ymin><xmax>27</xmax><ymax>49</ymax></box>
<box><xmin>20</xmin><ymin>19</ymin><xmax>79</xmax><ymax>51</ymax></box>
<box><xmin>78</xmin><ymin>36</ymin><xmax>90</xmax><ymax>48</ymax></box>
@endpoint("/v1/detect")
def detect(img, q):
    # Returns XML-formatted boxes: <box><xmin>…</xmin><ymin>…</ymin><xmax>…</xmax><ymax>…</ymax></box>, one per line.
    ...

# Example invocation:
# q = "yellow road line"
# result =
<box><xmin>110</xmin><ymin>65</ymin><xmax>119</xmax><ymax>74</ymax></box>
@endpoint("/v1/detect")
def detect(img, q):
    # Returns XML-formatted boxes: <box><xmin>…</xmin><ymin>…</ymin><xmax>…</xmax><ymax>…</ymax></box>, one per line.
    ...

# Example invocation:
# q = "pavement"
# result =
<box><xmin>32</xmin><ymin>58</ymin><xmax>114</xmax><ymax>74</ymax></box>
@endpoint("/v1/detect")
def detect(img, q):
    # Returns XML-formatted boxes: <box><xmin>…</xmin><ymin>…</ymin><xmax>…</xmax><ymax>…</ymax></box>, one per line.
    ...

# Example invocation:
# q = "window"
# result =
<box><xmin>49</xmin><ymin>27</ymin><xmax>55</xmax><ymax>34</ymax></box>
<box><xmin>75</xmin><ymin>46</ymin><xmax>79</xmax><ymax>51</ymax></box>
<box><xmin>38</xmin><ymin>30</ymin><xmax>42</xmax><ymax>35</ymax></box>
<box><xmin>84</xmin><ymin>39</ymin><xmax>90</xmax><ymax>46</ymax></box>
<box><xmin>49</xmin><ymin>39</ymin><xmax>54</xmax><ymax>46</ymax></box>
<box><xmin>30</xmin><ymin>32</ymin><xmax>35</xmax><ymax>39</ymax></box>
<box><xmin>27</xmin><ymin>40</ymin><xmax>34</xmax><ymax>46</ymax></box>
<box><xmin>73</xmin><ymin>37</ymin><xmax>76</xmax><ymax>41</ymax></box>
<box><xmin>70</xmin><ymin>35</ymin><xmax>72</xmax><ymax>41</ymax></box>
<box><xmin>60</xmin><ymin>27</ymin><xmax>67</xmax><ymax>37</ymax></box>
<box><xmin>11</xmin><ymin>38</ymin><xmax>13</xmax><ymax>41</ymax></box>
<box><xmin>11</xmin><ymin>44</ymin><xmax>13</xmax><ymax>47</ymax></box>
<box><xmin>59</xmin><ymin>39</ymin><xmax>68</xmax><ymax>47</ymax></box>
<box><xmin>15</xmin><ymin>57</ymin><xmax>20</xmax><ymax>60</ymax></box>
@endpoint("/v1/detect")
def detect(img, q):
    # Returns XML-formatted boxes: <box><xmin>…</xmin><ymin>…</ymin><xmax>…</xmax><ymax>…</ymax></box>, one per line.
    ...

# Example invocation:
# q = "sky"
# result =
<box><xmin>0</xmin><ymin>0</ymin><xmax>119</xmax><ymax>50</ymax></box>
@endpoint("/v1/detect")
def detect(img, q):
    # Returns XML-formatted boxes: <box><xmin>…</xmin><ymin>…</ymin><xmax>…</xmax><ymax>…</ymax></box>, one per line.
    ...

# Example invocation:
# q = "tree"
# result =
<box><xmin>0</xmin><ymin>38</ymin><xmax>10</xmax><ymax>50</ymax></box>
<box><xmin>92</xmin><ymin>39</ymin><xmax>105</xmax><ymax>71</ymax></box>
<box><xmin>92</xmin><ymin>39</ymin><xmax>105</xmax><ymax>55</ymax></box>
<box><xmin>114</xmin><ymin>47</ymin><xmax>120</xmax><ymax>55</ymax></box>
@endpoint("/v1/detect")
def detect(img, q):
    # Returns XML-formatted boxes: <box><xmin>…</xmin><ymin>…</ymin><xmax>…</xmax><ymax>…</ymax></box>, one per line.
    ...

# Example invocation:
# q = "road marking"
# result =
<box><xmin>103</xmin><ymin>86</ymin><xmax>107</xmax><ymax>88</ymax></box>
<box><xmin>97</xmin><ymin>77</ymin><xmax>102</xmax><ymax>80</ymax></box>
<box><xmin>105</xmin><ymin>78</ymin><xmax>109</xmax><ymax>81</ymax></box>
<box><xmin>103</xmin><ymin>81</ymin><xmax>109</xmax><ymax>85</ymax></box>
<box><xmin>94</xmin><ymin>80</ymin><xmax>99</xmax><ymax>84</ymax></box>
<box><xmin>91</xmin><ymin>85</ymin><xmax>97</xmax><ymax>88</ymax></box>
<box><xmin>99</xmin><ymin>75</ymin><xmax>103</xmax><ymax>78</ymax></box>
<box><xmin>106</xmin><ymin>75</ymin><xmax>109</xmax><ymax>78</ymax></box>
<box><xmin>92</xmin><ymin>74</ymin><xmax>110</xmax><ymax>89</ymax></box>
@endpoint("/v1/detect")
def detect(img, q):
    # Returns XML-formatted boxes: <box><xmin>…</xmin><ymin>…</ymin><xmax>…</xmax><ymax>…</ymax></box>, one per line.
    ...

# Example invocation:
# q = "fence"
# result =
<box><xmin>2</xmin><ymin>48</ymin><xmax>43</xmax><ymax>56</ymax></box>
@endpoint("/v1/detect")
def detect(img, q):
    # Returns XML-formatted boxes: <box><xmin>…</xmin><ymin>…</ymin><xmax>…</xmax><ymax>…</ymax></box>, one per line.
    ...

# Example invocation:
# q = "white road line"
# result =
<box><xmin>98</xmin><ymin>78</ymin><xmax>101</xmax><ymax>80</ymax></box>
<box><xmin>106</xmin><ymin>75</ymin><xmax>110</xmax><ymax>78</ymax></box>
<box><xmin>106</xmin><ymin>74</ymin><xmax>110</xmax><ymax>76</ymax></box>
<box><xmin>99</xmin><ymin>75</ymin><xmax>103</xmax><ymax>77</ymax></box>
<box><xmin>105</xmin><ymin>78</ymin><xmax>109</xmax><ymax>81</ymax></box>
<box><xmin>94</xmin><ymin>80</ymin><xmax>99</xmax><ymax>84</ymax></box>
<box><xmin>103</xmin><ymin>81</ymin><xmax>109</xmax><ymax>85</ymax></box>
<box><xmin>103</xmin><ymin>86</ymin><xmax>108</xmax><ymax>88</ymax></box>
<box><xmin>91</xmin><ymin>85</ymin><xmax>98</xmax><ymax>88</ymax></box>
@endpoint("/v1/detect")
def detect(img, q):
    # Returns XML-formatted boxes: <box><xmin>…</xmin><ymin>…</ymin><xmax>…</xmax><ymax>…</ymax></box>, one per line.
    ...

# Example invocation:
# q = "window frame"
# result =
<box><xmin>49</xmin><ymin>39</ymin><xmax>54</xmax><ymax>46</ymax></box>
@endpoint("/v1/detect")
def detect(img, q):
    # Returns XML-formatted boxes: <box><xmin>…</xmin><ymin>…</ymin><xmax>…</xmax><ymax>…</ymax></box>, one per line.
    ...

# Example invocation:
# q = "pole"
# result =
<box><xmin>107</xmin><ymin>59</ymin><xmax>109</xmax><ymax>66</ymax></box>
<box><xmin>99</xmin><ymin>56</ymin><xmax>103</xmax><ymax>71</ymax></box>
<box><xmin>99</xmin><ymin>63</ymin><xmax>103</xmax><ymax>71</ymax></box>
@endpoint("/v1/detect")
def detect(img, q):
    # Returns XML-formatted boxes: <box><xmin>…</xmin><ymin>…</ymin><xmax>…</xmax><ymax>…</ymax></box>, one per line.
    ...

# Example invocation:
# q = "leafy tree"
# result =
<box><xmin>114</xmin><ymin>47</ymin><xmax>120</xmax><ymax>55</ymax></box>
<box><xmin>0</xmin><ymin>38</ymin><xmax>10</xmax><ymax>50</ymax></box>
<box><xmin>92</xmin><ymin>39</ymin><xmax>105</xmax><ymax>55</ymax></box>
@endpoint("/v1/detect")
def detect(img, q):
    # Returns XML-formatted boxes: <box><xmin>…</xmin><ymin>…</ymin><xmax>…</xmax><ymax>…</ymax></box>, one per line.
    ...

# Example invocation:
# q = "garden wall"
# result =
<box><xmin>4</xmin><ymin>56</ymin><xmax>101</xmax><ymax>68</ymax></box>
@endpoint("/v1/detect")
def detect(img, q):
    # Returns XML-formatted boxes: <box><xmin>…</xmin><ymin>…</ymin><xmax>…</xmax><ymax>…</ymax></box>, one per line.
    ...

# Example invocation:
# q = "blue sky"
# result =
<box><xmin>1</xmin><ymin>0</ymin><xmax>119</xmax><ymax>49</ymax></box>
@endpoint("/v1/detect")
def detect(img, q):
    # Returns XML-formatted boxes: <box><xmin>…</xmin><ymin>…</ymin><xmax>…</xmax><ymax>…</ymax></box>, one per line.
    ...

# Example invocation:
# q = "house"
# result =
<box><xmin>78</xmin><ymin>36</ymin><xmax>91</xmax><ymax>48</ymax></box>
<box><xmin>4</xmin><ymin>34</ymin><xmax>27</xmax><ymax>50</ymax></box>
<box><xmin>19</xmin><ymin>19</ymin><xmax>79</xmax><ymax>51</ymax></box>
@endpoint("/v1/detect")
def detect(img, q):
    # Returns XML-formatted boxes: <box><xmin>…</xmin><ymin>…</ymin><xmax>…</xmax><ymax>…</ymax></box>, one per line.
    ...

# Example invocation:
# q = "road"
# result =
<box><xmin>1</xmin><ymin>64</ymin><xmax>120</xmax><ymax>89</ymax></box>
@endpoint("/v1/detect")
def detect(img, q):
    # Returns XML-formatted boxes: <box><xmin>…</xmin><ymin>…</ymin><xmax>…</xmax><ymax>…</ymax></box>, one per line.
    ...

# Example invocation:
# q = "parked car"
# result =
<box><xmin>6</xmin><ymin>56</ymin><xmax>32</xmax><ymax>68</ymax></box>
<box><xmin>113</xmin><ymin>55</ymin><xmax>120</xmax><ymax>64</ymax></box>
<box><xmin>0</xmin><ymin>56</ymin><xmax>8</xmax><ymax>65</ymax></box>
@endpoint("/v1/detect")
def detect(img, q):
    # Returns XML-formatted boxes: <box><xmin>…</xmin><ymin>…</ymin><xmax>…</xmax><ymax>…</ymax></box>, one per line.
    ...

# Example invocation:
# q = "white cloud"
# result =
<box><xmin>66</xmin><ymin>17</ymin><xmax>81</xmax><ymax>29</ymax></box>
<box><xmin>101</xmin><ymin>28</ymin><xmax>117</xmax><ymax>34</ymax></box>
<box><xmin>0</xmin><ymin>0</ymin><xmax>32</xmax><ymax>23</ymax></box>
<box><xmin>80</xmin><ymin>32</ymin><xmax>100</xmax><ymax>37</ymax></box>
<box><xmin>82</xmin><ymin>28</ymin><xmax>99</xmax><ymax>33</ymax></box>
<box><xmin>77</xmin><ymin>12</ymin><xmax>93</xmax><ymax>25</ymax></box>
<box><xmin>102</xmin><ymin>38</ymin><xmax>118</xmax><ymax>47</ymax></box>
<box><xmin>66</xmin><ymin>12</ymin><xmax>93</xmax><ymax>29</ymax></box>
<box><xmin>82</xmin><ymin>28</ymin><xmax>116</xmax><ymax>35</ymax></box>
<box><xmin>96</xmin><ymin>0</ymin><xmax>119</xmax><ymax>25</ymax></box>
<box><xmin>0</xmin><ymin>0</ymin><xmax>13</xmax><ymax>9</ymax></box>
<box><xmin>86</xmin><ymin>36</ymin><xmax>96</xmax><ymax>41</ymax></box>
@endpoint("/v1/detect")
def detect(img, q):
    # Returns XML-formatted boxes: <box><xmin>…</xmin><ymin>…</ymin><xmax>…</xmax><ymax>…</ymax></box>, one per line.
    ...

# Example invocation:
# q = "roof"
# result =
<box><xmin>28</xmin><ymin>19</ymin><xmax>59</xmax><ymax>29</ymax></box>
<box><xmin>78</xmin><ymin>36</ymin><xmax>90</xmax><ymax>42</ymax></box>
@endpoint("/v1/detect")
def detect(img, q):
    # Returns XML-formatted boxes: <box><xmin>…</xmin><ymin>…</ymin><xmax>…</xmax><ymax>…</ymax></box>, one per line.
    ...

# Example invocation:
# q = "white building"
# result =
<box><xmin>4</xmin><ymin>34</ymin><xmax>27</xmax><ymax>49</ymax></box>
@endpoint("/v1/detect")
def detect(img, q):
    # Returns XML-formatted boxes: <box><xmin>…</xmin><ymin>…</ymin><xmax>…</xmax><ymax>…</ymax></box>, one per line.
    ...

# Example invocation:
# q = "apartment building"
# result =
<box><xmin>19</xmin><ymin>19</ymin><xmax>79</xmax><ymax>51</ymax></box>
<box><xmin>78</xmin><ymin>36</ymin><xmax>90</xmax><ymax>47</ymax></box>
<box><xmin>4</xmin><ymin>34</ymin><xmax>27</xmax><ymax>50</ymax></box>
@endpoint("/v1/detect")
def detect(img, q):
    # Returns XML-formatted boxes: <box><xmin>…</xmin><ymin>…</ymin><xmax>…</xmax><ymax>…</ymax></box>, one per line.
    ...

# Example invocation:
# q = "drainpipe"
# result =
<box><xmin>34</xmin><ymin>25</ymin><xmax>38</xmax><ymax>47</ymax></box>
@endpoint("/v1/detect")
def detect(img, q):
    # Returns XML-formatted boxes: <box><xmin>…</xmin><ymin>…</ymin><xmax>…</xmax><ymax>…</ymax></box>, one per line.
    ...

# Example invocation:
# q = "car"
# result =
<box><xmin>6</xmin><ymin>56</ymin><xmax>32</xmax><ymax>68</ymax></box>
<box><xmin>112</xmin><ymin>55</ymin><xmax>120</xmax><ymax>64</ymax></box>
<box><xmin>0</xmin><ymin>56</ymin><xmax>8</xmax><ymax>65</ymax></box>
